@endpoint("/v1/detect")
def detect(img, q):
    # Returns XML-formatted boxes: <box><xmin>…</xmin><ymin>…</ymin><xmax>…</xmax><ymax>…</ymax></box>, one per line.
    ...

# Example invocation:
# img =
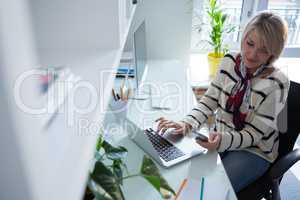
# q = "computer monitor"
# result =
<box><xmin>132</xmin><ymin>21</ymin><xmax>149</xmax><ymax>99</ymax></box>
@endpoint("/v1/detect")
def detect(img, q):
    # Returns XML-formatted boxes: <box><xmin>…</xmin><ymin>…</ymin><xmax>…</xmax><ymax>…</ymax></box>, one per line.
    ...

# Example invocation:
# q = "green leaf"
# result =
<box><xmin>102</xmin><ymin>140</ymin><xmax>128</xmax><ymax>160</ymax></box>
<box><xmin>215</xmin><ymin>10</ymin><xmax>222</xmax><ymax>23</ymax></box>
<box><xmin>91</xmin><ymin>161</ymin><xmax>125</xmax><ymax>200</ymax></box>
<box><xmin>209</xmin><ymin>0</ymin><xmax>216</xmax><ymax>9</ymax></box>
<box><xmin>226</xmin><ymin>26</ymin><xmax>236</xmax><ymax>34</ymax></box>
<box><xmin>96</xmin><ymin>135</ymin><xmax>104</xmax><ymax>151</ymax></box>
<box><xmin>221</xmin><ymin>14</ymin><xmax>227</xmax><ymax>24</ymax></box>
<box><xmin>207</xmin><ymin>11</ymin><xmax>213</xmax><ymax>18</ymax></box>
<box><xmin>112</xmin><ymin>160</ymin><xmax>124</xmax><ymax>185</ymax></box>
<box><xmin>142</xmin><ymin>175</ymin><xmax>161</xmax><ymax>191</ymax></box>
<box><xmin>140</xmin><ymin>156</ymin><xmax>176</xmax><ymax>197</ymax></box>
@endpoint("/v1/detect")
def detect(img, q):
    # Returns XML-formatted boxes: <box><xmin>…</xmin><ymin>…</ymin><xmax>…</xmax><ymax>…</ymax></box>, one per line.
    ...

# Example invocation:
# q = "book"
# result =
<box><xmin>116</xmin><ymin>66</ymin><xmax>135</xmax><ymax>78</ymax></box>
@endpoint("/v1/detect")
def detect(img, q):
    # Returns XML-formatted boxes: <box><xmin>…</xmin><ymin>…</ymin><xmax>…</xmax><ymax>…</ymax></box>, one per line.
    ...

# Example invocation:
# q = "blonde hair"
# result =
<box><xmin>241</xmin><ymin>11</ymin><xmax>288</xmax><ymax>65</ymax></box>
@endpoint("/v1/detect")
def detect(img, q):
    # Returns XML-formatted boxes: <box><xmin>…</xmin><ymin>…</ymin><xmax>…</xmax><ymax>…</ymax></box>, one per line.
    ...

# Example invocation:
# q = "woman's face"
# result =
<box><xmin>241</xmin><ymin>30</ymin><xmax>272</xmax><ymax>72</ymax></box>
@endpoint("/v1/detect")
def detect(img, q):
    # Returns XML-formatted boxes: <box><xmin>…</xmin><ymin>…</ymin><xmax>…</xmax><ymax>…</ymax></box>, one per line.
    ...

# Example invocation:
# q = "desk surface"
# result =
<box><xmin>104</xmin><ymin>107</ymin><xmax>237</xmax><ymax>200</ymax></box>
<box><xmin>104</xmin><ymin>59</ymin><xmax>237</xmax><ymax>200</ymax></box>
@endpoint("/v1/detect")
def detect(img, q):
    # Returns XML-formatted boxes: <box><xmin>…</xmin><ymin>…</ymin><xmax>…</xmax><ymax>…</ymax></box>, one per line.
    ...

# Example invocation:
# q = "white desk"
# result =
<box><xmin>104</xmin><ymin>60</ymin><xmax>237</xmax><ymax>199</ymax></box>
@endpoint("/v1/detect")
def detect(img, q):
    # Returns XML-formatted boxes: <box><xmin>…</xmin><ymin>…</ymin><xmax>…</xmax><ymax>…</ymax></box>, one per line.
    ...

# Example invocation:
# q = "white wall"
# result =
<box><xmin>0</xmin><ymin>0</ymin><xmax>41</xmax><ymax>199</ymax></box>
<box><xmin>124</xmin><ymin>0</ymin><xmax>193</xmax><ymax>64</ymax></box>
<box><xmin>29</xmin><ymin>0</ymin><xmax>121</xmax><ymax>52</ymax></box>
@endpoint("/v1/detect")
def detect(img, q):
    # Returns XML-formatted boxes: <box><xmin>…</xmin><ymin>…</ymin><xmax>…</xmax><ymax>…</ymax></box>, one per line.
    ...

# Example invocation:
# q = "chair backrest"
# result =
<box><xmin>277</xmin><ymin>81</ymin><xmax>300</xmax><ymax>160</ymax></box>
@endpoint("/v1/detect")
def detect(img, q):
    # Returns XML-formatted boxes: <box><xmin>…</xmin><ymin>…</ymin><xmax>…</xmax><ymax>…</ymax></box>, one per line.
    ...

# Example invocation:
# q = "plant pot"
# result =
<box><xmin>207</xmin><ymin>52</ymin><xmax>224</xmax><ymax>79</ymax></box>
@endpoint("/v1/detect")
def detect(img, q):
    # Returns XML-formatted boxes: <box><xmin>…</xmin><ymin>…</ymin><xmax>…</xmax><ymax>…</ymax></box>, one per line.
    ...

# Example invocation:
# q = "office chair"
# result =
<box><xmin>237</xmin><ymin>81</ymin><xmax>300</xmax><ymax>200</ymax></box>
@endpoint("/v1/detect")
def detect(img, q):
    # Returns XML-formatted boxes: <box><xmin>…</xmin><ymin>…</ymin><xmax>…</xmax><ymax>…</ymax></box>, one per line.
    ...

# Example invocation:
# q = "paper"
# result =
<box><xmin>176</xmin><ymin>178</ymin><xmax>230</xmax><ymax>200</ymax></box>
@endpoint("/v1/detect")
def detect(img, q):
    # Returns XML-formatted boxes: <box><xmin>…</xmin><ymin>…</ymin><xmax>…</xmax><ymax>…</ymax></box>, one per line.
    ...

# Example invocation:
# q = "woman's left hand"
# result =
<box><xmin>196</xmin><ymin>132</ymin><xmax>221</xmax><ymax>151</ymax></box>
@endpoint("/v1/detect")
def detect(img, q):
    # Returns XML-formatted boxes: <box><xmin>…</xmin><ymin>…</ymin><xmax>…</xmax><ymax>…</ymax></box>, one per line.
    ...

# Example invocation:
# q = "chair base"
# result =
<box><xmin>237</xmin><ymin>174</ymin><xmax>273</xmax><ymax>200</ymax></box>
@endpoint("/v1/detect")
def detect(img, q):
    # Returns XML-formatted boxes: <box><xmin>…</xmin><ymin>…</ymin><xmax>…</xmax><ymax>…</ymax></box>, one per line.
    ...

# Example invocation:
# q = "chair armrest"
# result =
<box><xmin>269</xmin><ymin>148</ymin><xmax>300</xmax><ymax>180</ymax></box>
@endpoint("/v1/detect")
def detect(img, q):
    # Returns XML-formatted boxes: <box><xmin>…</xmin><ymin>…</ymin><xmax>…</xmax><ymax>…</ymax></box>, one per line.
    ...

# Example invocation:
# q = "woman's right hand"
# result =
<box><xmin>155</xmin><ymin>117</ymin><xmax>192</xmax><ymax>136</ymax></box>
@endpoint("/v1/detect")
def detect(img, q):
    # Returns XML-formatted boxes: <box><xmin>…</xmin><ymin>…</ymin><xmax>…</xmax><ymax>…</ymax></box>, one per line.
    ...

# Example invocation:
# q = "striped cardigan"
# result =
<box><xmin>182</xmin><ymin>53</ymin><xmax>290</xmax><ymax>162</ymax></box>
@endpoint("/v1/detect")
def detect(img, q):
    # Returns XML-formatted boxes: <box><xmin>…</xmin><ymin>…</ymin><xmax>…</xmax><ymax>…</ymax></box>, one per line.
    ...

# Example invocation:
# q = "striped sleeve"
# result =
<box><xmin>181</xmin><ymin>57</ymin><xmax>231</xmax><ymax>129</ymax></box>
<box><xmin>217</xmin><ymin>73</ymin><xmax>290</xmax><ymax>152</ymax></box>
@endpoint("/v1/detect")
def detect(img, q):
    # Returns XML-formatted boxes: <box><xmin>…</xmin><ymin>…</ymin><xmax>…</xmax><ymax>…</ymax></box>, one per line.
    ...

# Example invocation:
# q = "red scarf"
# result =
<box><xmin>226</xmin><ymin>55</ymin><xmax>253</xmax><ymax>131</ymax></box>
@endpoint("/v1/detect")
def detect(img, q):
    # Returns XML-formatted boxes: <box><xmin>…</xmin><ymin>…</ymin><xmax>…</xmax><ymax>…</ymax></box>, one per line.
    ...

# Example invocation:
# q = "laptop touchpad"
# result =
<box><xmin>163</xmin><ymin>130</ymin><xmax>184</xmax><ymax>143</ymax></box>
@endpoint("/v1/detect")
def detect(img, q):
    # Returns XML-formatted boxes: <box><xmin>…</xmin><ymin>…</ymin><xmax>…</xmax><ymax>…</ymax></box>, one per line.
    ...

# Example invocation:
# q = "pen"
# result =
<box><xmin>151</xmin><ymin>106</ymin><xmax>171</xmax><ymax>110</ymax></box>
<box><xmin>200</xmin><ymin>177</ymin><xmax>204</xmax><ymax>200</ymax></box>
<box><xmin>112</xmin><ymin>89</ymin><xmax>117</xmax><ymax>101</ymax></box>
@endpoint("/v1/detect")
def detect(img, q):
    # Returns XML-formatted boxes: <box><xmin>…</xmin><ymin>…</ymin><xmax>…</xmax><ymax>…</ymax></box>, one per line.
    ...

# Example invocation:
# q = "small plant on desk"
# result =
<box><xmin>84</xmin><ymin>135</ymin><xmax>175</xmax><ymax>200</ymax></box>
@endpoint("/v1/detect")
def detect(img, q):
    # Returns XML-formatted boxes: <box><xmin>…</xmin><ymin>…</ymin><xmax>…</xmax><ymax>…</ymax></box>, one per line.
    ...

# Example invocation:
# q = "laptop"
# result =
<box><xmin>131</xmin><ymin>127</ymin><xmax>207</xmax><ymax>168</ymax></box>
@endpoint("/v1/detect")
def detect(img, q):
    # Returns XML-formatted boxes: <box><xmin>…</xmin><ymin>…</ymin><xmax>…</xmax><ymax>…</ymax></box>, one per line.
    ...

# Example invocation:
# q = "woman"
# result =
<box><xmin>156</xmin><ymin>11</ymin><xmax>289</xmax><ymax>193</ymax></box>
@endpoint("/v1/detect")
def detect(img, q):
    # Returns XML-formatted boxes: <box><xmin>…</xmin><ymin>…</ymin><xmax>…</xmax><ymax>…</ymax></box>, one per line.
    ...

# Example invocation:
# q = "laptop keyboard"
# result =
<box><xmin>145</xmin><ymin>128</ymin><xmax>185</xmax><ymax>162</ymax></box>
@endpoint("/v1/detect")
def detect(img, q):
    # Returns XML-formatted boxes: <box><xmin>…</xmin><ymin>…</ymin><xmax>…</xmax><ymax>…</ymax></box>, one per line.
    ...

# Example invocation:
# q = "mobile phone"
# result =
<box><xmin>195</xmin><ymin>134</ymin><xmax>209</xmax><ymax>142</ymax></box>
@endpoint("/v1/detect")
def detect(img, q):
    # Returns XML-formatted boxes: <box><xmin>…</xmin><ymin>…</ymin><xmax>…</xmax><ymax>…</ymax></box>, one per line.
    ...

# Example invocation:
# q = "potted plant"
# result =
<box><xmin>206</xmin><ymin>0</ymin><xmax>235</xmax><ymax>78</ymax></box>
<box><xmin>84</xmin><ymin>135</ymin><xmax>175</xmax><ymax>200</ymax></box>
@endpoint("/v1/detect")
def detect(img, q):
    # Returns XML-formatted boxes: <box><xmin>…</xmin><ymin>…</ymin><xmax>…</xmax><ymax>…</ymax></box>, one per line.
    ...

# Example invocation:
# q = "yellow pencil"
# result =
<box><xmin>174</xmin><ymin>178</ymin><xmax>188</xmax><ymax>200</ymax></box>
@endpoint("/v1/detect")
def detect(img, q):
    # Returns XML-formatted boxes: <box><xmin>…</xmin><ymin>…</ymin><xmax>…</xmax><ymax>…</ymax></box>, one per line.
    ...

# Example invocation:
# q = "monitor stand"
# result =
<box><xmin>149</xmin><ymin>87</ymin><xmax>172</xmax><ymax>110</ymax></box>
<box><xmin>130</xmin><ymin>88</ymin><xmax>150</xmax><ymax>100</ymax></box>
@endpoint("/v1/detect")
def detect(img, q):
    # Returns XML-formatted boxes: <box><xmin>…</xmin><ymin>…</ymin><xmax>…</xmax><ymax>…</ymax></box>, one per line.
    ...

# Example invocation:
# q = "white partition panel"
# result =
<box><xmin>0</xmin><ymin>0</ymin><xmax>137</xmax><ymax>200</ymax></box>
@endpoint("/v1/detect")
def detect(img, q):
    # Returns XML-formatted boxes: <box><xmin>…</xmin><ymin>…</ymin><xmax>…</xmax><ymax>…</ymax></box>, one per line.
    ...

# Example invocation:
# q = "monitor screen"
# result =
<box><xmin>133</xmin><ymin>21</ymin><xmax>148</xmax><ymax>90</ymax></box>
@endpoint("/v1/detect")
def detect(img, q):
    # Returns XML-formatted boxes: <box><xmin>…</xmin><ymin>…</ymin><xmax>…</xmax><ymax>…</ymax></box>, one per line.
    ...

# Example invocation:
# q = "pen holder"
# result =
<box><xmin>109</xmin><ymin>99</ymin><xmax>128</xmax><ymax>120</ymax></box>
